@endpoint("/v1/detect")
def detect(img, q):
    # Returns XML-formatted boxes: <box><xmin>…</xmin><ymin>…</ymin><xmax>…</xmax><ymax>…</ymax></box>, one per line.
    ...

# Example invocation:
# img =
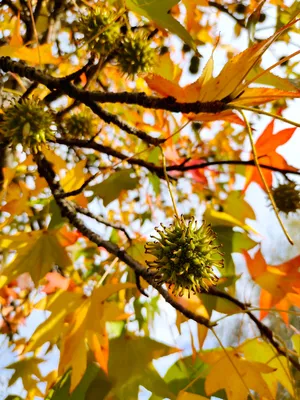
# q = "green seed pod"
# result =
<box><xmin>1</xmin><ymin>99</ymin><xmax>55</xmax><ymax>153</ymax></box>
<box><xmin>117</xmin><ymin>31</ymin><xmax>157</xmax><ymax>77</ymax></box>
<box><xmin>64</xmin><ymin>112</ymin><xmax>96</xmax><ymax>138</ymax></box>
<box><xmin>145</xmin><ymin>215</ymin><xmax>224</xmax><ymax>297</ymax></box>
<box><xmin>272</xmin><ymin>182</ymin><xmax>300</xmax><ymax>215</ymax></box>
<box><xmin>78</xmin><ymin>7</ymin><xmax>121</xmax><ymax>55</ymax></box>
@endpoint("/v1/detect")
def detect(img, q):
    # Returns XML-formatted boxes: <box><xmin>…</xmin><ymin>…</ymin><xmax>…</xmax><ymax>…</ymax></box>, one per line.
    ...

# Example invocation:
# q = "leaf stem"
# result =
<box><xmin>239</xmin><ymin>110</ymin><xmax>293</xmax><ymax>245</ymax></box>
<box><xmin>232</xmin><ymin>105</ymin><xmax>300</xmax><ymax>128</ymax></box>
<box><xmin>236</xmin><ymin>49</ymin><xmax>300</xmax><ymax>94</ymax></box>
<box><xmin>160</xmin><ymin>146</ymin><xmax>179</xmax><ymax>218</ymax></box>
<box><xmin>211</xmin><ymin>327</ymin><xmax>255</xmax><ymax>400</ymax></box>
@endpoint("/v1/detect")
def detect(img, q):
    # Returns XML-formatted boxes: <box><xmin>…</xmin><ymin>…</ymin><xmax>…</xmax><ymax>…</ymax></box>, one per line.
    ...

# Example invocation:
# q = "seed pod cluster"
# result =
<box><xmin>64</xmin><ymin>112</ymin><xmax>95</xmax><ymax>138</ymax></box>
<box><xmin>117</xmin><ymin>32</ymin><xmax>157</xmax><ymax>76</ymax></box>
<box><xmin>1</xmin><ymin>99</ymin><xmax>54</xmax><ymax>153</ymax></box>
<box><xmin>79</xmin><ymin>8</ymin><xmax>121</xmax><ymax>56</ymax></box>
<box><xmin>145</xmin><ymin>215</ymin><xmax>223</xmax><ymax>297</ymax></box>
<box><xmin>272</xmin><ymin>182</ymin><xmax>300</xmax><ymax>215</ymax></box>
<box><xmin>79</xmin><ymin>7</ymin><xmax>156</xmax><ymax>76</ymax></box>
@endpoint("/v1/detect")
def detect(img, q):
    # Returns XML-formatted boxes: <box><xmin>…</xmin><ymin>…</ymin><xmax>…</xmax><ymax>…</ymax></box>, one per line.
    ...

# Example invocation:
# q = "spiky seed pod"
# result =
<box><xmin>78</xmin><ymin>8</ymin><xmax>121</xmax><ymax>55</ymax></box>
<box><xmin>272</xmin><ymin>182</ymin><xmax>300</xmax><ymax>215</ymax></box>
<box><xmin>0</xmin><ymin>99</ymin><xmax>55</xmax><ymax>153</ymax></box>
<box><xmin>145</xmin><ymin>215</ymin><xmax>224</xmax><ymax>297</ymax></box>
<box><xmin>117</xmin><ymin>32</ymin><xmax>156</xmax><ymax>76</ymax></box>
<box><xmin>64</xmin><ymin>112</ymin><xmax>96</xmax><ymax>138</ymax></box>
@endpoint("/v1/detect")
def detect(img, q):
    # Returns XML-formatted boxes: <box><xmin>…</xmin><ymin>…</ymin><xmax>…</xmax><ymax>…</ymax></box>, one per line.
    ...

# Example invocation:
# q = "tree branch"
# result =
<box><xmin>0</xmin><ymin>57</ymin><xmax>164</xmax><ymax>146</ymax></box>
<box><xmin>33</xmin><ymin>151</ymin><xmax>300</xmax><ymax>372</ymax></box>
<box><xmin>34</xmin><ymin>151</ymin><xmax>213</xmax><ymax>328</ymax></box>
<box><xmin>0</xmin><ymin>56</ymin><xmax>227</xmax><ymax>114</ymax></box>
<box><xmin>208</xmin><ymin>288</ymin><xmax>300</xmax><ymax>371</ymax></box>
<box><xmin>74</xmin><ymin>204</ymin><xmax>132</xmax><ymax>242</ymax></box>
<box><xmin>55</xmin><ymin>138</ymin><xmax>300</xmax><ymax>179</ymax></box>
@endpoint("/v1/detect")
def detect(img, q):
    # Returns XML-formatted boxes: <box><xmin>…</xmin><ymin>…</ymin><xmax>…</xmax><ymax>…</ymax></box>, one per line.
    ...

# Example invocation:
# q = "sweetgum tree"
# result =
<box><xmin>0</xmin><ymin>1</ymin><xmax>300</xmax><ymax>399</ymax></box>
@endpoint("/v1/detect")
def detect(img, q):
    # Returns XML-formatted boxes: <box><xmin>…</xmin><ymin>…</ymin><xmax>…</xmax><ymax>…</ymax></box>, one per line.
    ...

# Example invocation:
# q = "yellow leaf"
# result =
<box><xmin>241</xmin><ymin>339</ymin><xmax>294</xmax><ymax>397</ymax></box>
<box><xmin>198</xmin><ymin>19</ymin><xmax>298</xmax><ymax>101</ymax></box>
<box><xmin>230</xmin><ymin>87</ymin><xmax>300</xmax><ymax>106</ymax></box>
<box><xmin>59</xmin><ymin>283</ymin><xmax>135</xmax><ymax>391</ymax></box>
<box><xmin>203</xmin><ymin>208</ymin><xmax>258</xmax><ymax>234</ymax></box>
<box><xmin>177</xmin><ymin>391</ymin><xmax>208</xmax><ymax>399</ymax></box>
<box><xmin>6</xmin><ymin>357</ymin><xmax>44</xmax><ymax>394</ymax></box>
<box><xmin>0</xmin><ymin>16</ymin><xmax>60</xmax><ymax>65</ymax></box>
<box><xmin>0</xmin><ymin>228</ymin><xmax>73</xmax><ymax>285</ymax></box>
<box><xmin>201</xmin><ymin>349</ymin><xmax>275</xmax><ymax>400</ymax></box>
<box><xmin>291</xmin><ymin>334</ymin><xmax>300</xmax><ymax>356</ymax></box>
<box><xmin>26</xmin><ymin>290</ymin><xmax>83</xmax><ymax>352</ymax></box>
<box><xmin>60</xmin><ymin>159</ymin><xmax>89</xmax><ymax>207</ymax></box>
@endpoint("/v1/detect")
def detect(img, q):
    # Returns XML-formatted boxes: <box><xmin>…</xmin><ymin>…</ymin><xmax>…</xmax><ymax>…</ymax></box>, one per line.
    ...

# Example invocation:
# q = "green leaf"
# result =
<box><xmin>200</xmin><ymin>293</ymin><xmax>241</xmax><ymax>315</ymax></box>
<box><xmin>214</xmin><ymin>225</ymin><xmax>257</xmax><ymax>276</ymax></box>
<box><xmin>48</xmin><ymin>199</ymin><xmax>64</xmax><ymax>230</ymax></box>
<box><xmin>204</xmin><ymin>208</ymin><xmax>257</xmax><ymax>234</ymax></box>
<box><xmin>108</xmin><ymin>335</ymin><xmax>178</xmax><ymax>399</ymax></box>
<box><xmin>149</xmin><ymin>173</ymin><xmax>161</xmax><ymax>196</ymax></box>
<box><xmin>90</xmin><ymin>170</ymin><xmax>139</xmax><ymax>206</ymax></box>
<box><xmin>223</xmin><ymin>191</ymin><xmax>256</xmax><ymax>223</ymax></box>
<box><xmin>6</xmin><ymin>358</ymin><xmax>43</xmax><ymax>394</ymax></box>
<box><xmin>47</xmin><ymin>363</ymin><xmax>111</xmax><ymax>400</ymax></box>
<box><xmin>125</xmin><ymin>0</ymin><xmax>199</xmax><ymax>54</ymax></box>
<box><xmin>163</xmin><ymin>356</ymin><xmax>208</xmax><ymax>396</ymax></box>
<box><xmin>291</xmin><ymin>334</ymin><xmax>300</xmax><ymax>356</ymax></box>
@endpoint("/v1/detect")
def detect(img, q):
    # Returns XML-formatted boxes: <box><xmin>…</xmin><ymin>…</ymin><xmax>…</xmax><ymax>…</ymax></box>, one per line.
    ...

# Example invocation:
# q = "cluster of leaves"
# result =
<box><xmin>0</xmin><ymin>0</ymin><xmax>299</xmax><ymax>399</ymax></box>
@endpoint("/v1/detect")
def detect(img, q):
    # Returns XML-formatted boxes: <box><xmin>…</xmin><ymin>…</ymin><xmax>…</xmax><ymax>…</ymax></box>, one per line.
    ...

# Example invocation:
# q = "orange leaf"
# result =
<box><xmin>42</xmin><ymin>272</ymin><xmax>76</xmax><ymax>294</ymax></box>
<box><xmin>244</xmin><ymin>121</ymin><xmax>297</xmax><ymax>191</ymax></box>
<box><xmin>144</xmin><ymin>19</ymin><xmax>300</xmax><ymax>119</ymax></box>
<box><xmin>0</xmin><ymin>16</ymin><xmax>61</xmax><ymax>65</ymax></box>
<box><xmin>230</xmin><ymin>87</ymin><xmax>300</xmax><ymax>106</ymax></box>
<box><xmin>199</xmin><ymin>19</ymin><xmax>299</xmax><ymax>101</ymax></box>
<box><xmin>244</xmin><ymin>250</ymin><xmax>300</xmax><ymax>323</ymax></box>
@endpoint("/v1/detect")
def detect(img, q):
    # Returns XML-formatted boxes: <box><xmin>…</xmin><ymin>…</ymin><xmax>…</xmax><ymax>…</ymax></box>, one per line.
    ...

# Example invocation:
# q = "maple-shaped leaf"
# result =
<box><xmin>108</xmin><ymin>334</ymin><xmax>179</xmax><ymax>399</ymax></box>
<box><xmin>144</xmin><ymin>73</ymin><xmax>245</xmax><ymax>124</ymax></box>
<box><xmin>58</xmin><ymin>283</ymin><xmax>134</xmax><ymax>391</ymax></box>
<box><xmin>0</xmin><ymin>226</ymin><xmax>78</xmax><ymax>286</ymax></box>
<box><xmin>90</xmin><ymin>169</ymin><xmax>139</xmax><ymax>206</ymax></box>
<box><xmin>243</xmin><ymin>120</ymin><xmax>297</xmax><ymax>191</ymax></box>
<box><xmin>144</xmin><ymin>19</ymin><xmax>300</xmax><ymax>120</ymax></box>
<box><xmin>241</xmin><ymin>339</ymin><xmax>294</xmax><ymax>398</ymax></box>
<box><xmin>243</xmin><ymin>249</ymin><xmax>300</xmax><ymax>323</ymax></box>
<box><xmin>26</xmin><ymin>290</ymin><xmax>84</xmax><ymax>352</ymax></box>
<box><xmin>6</xmin><ymin>357</ymin><xmax>44</xmax><ymax>397</ymax></box>
<box><xmin>201</xmin><ymin>348</ymin><xmax>275</xmax><ymax>400</ymax></box>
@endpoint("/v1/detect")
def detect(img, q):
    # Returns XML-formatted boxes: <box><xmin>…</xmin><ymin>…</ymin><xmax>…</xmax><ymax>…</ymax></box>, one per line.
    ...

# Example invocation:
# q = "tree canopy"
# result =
<box><xmin>0</xmin><ymin>0</ymin><xmax>300</xmax><ymax>399</ymax></box>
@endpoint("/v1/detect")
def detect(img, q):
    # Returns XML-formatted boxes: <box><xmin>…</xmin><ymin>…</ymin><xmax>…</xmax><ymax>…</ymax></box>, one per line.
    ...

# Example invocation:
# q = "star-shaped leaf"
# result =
<box><xmin>244</xmin><ymin>120</ymin><xmax>297</xmax><ymax>191</ymax></box>
<box><xmin>0</xmin><ymin>226</ymin><xmax>78</xmax><ymax>286</ymax></box>
<box><xmin>201</xmin><ymin>348</ymin><xmax>275</xmax><ymax>400</ymax></box>
<box><xmin>244</xmin><ymin>249</ymin><xmax>300</xmax><ymax>323</ymax></box>
<box><xmin>144</xmin><ymin>19</ymin><xmax>300</xmax><ymax>121</ymax></box>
